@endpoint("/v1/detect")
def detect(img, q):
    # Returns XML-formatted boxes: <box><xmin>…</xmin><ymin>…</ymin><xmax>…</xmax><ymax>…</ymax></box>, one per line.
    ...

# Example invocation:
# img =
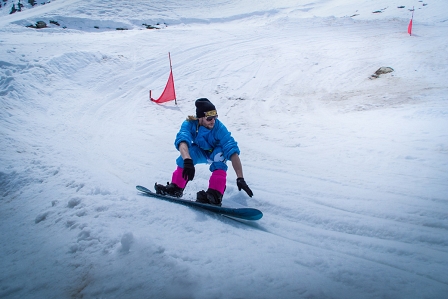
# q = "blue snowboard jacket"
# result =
<box><xmin>174</xmin><ymin>119</ymin><xmax>240</xmax><ymax>161</ymax></box>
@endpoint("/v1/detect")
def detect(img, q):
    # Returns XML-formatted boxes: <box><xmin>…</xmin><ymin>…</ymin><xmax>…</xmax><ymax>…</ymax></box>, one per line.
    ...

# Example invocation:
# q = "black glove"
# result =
<box><xmin>182</xmin><ymin>158</ymin><xmax>195</xmax><ymax>181</ymax></box>
<box><xmin>237</xmin><ymin>178</ymin><xmax>253</xmax><ymax>197</ymax></box>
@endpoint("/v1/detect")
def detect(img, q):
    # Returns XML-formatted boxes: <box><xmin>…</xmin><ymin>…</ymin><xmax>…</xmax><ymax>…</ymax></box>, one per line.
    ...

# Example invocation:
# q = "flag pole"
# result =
<box><xmin>168</xmin><ymin>52</ymin><xmax>177</xmax><ymax>105</ymax></box>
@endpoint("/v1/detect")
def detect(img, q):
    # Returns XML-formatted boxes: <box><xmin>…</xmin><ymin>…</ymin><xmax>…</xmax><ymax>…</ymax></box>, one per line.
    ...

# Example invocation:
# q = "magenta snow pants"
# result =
<box><xmin>172</xmin><ymin>146</ymin><xmax>228</xmax><ymax>194</ymax></box>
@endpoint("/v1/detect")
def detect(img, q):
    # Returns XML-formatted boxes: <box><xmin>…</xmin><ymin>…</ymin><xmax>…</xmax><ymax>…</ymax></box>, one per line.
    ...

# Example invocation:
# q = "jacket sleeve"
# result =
<box><xmin>215</xmin><ymin>121</ymin><xmax>240</xmax><ymax>160</ymax></box>
<box><xmin>174</xmin><ymin>120</ymin><xmax>194</xmax><ymax>150</ymax></box>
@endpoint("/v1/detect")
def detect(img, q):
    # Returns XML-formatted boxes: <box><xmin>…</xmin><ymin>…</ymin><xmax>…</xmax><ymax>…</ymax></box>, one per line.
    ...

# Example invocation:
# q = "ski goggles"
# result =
<box><xmin>206</xmin><ymin>115</ymin><xmax>218</xmax><ymax>121</ymax></box>
<box><xmin>204</xmin><ymin>110</ymin><xmax>218</xmax><ymax>121</ymax></box>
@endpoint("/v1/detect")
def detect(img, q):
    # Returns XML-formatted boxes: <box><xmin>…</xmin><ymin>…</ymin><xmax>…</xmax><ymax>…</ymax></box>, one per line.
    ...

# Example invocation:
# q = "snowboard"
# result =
<box><xmin>136</xmin><ymin>185</ymin><xmax>263</xmax><ymax>221</ymax></box>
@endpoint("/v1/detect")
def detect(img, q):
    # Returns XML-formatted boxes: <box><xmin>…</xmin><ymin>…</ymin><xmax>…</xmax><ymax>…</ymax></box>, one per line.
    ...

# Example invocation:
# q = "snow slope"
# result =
<box><xmin>1</xmin><ymin>0</ymin><xmax>448</xmax><ymax>298</ymax></box>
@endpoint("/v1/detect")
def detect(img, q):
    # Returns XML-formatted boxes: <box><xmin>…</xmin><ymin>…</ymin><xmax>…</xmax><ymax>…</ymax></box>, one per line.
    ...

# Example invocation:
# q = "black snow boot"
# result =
<box><xmin>196</xmin><ymin>190</ymin><xmax>209</xmax><ymax>204</ymax></box>
<box><xmin>196</xmin><ymin>188</ymin><xmax>222</xmax><ymax>206</ymax></box>
<box><xmin>154</xmin><ymin>182</ymin><xmax>183</xmax><ymax>198</ymax></box>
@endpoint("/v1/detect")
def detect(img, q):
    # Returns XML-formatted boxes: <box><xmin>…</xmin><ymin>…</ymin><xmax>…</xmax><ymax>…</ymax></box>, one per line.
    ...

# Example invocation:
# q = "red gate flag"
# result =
<box><xmin>150</xmin><ymin>52</ymin><xmax>177</xmax><ymax>104</ymax></box>
<box><xmin>408</xmin><ymin>7</ymin><xmax>414</xmax><ymax>36</ymax></box>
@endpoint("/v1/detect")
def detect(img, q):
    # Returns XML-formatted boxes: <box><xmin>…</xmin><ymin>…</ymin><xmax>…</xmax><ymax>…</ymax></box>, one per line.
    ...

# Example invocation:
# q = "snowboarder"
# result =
<box><xmin>155</xmin><ymin>98</ymin><xmax>253</xmax><ymax>206</ymax></box>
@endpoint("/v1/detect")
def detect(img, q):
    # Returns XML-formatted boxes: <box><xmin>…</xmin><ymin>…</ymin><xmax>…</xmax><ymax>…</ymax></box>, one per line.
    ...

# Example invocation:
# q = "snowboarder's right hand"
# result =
<box><xmin>182</xmin><ymin>158</ymin><xmax>195</xmax><ymax>181</ymax></box>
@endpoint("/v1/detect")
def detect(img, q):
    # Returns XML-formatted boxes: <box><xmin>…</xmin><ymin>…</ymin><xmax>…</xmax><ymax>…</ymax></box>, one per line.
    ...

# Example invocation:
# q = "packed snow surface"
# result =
<box><xmin>1</xmin><ymin>0</ymin><xmax>448</xmax><ymax>298</ymax></box>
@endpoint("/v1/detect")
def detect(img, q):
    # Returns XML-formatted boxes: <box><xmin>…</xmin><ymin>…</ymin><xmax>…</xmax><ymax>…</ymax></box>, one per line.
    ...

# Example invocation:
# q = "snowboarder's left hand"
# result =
<box><xmin>182</xmin><ymin>158</ymin><xmax>195</xmax><ymax>181</ymax></box>
<box><xmin>237</xmin><ymin>178</ymin><xmax>253</xmax><ymax>197</ymax></box>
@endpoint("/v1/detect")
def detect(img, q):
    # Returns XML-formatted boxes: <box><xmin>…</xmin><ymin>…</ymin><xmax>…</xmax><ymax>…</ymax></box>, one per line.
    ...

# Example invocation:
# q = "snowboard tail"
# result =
<box><xmin>136</xmin><ymin>185</ymin><xmax>263</xmax><ymax>221</ymax></box>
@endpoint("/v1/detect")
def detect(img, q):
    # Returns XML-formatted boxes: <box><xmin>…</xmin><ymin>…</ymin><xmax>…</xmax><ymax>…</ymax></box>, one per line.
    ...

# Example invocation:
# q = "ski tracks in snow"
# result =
<box><xmin>1</xmin><ymin>1</ymin><xmax>448</xmax><ymax>298</ymax></box>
